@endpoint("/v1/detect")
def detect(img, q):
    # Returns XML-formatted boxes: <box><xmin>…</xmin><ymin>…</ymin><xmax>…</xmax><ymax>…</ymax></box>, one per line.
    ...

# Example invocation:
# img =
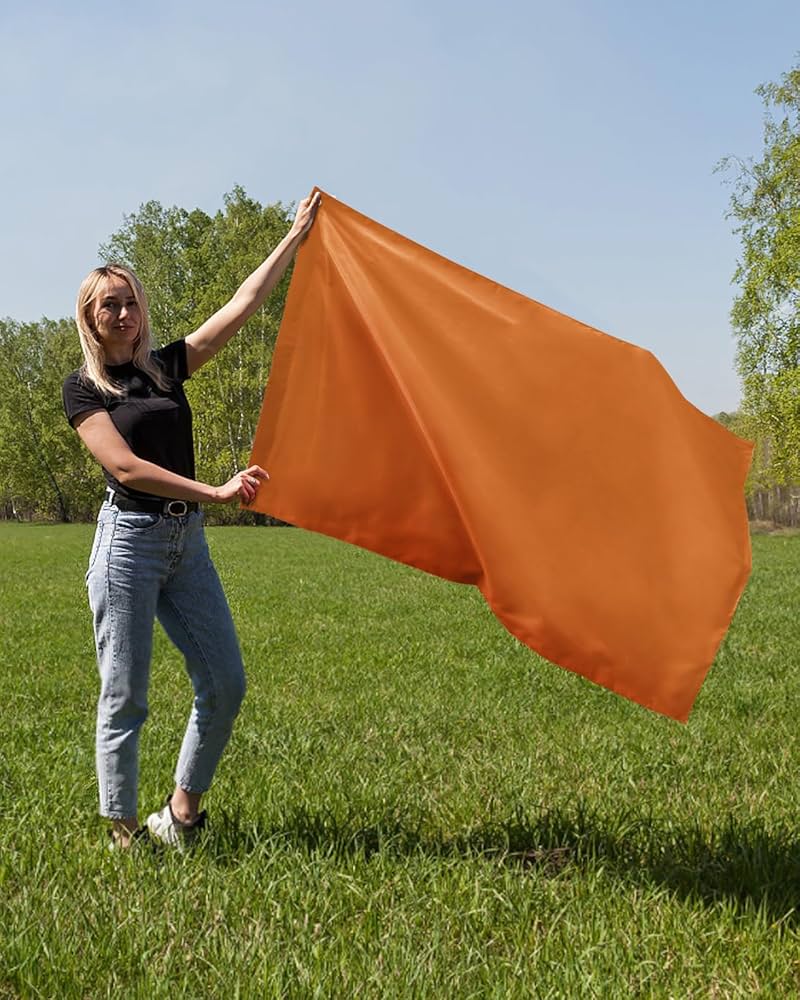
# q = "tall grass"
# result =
<box><xmin>1</xmin><ymin>524</ymin><xmax>800</xmax><ymax>997</ymax></box>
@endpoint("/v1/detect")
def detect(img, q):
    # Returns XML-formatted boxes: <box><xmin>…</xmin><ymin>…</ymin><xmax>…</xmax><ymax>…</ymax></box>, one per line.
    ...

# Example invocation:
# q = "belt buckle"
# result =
<box><xmin>165</xmin><ymin>499</ymin><xmax>188</xmax><ymax>517</ymax></box>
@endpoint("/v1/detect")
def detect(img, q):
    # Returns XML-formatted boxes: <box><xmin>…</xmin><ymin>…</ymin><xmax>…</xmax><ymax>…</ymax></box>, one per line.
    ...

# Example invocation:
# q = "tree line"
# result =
<box><xmin>0</xmin><ymin>187</ymin><xmax>294</xmax><ymax>523</ymax></box>
<box><xmin>720</xmin><ymin>57</ymin><xmax>800</xmax><ymax>517</ymax></box>
<box><xmin>2</xmin><ymin>56</ymin><xmax>798</xmax><ymax>524</ymax></box>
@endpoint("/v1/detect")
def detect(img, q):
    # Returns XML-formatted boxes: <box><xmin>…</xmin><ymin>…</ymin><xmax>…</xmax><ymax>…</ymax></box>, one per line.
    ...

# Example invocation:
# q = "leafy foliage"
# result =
<box><xmin>101</xmin><ymin>186</ymin><xmax>295</xmax><ymax>522</ymax></box>
<box><xmin>0</xmin><ymin>318</ymin><xmax>102</xmax><ymax>520</ymax></box>
<box><xmin>721</xmin><ymin>61</ymin><xmax>800</xmax><ymax>483</ymax></box>
<box><xmin>0</xmin><ymin>188</ymin><xmax>295</xmax><ymax>522</ymax></box>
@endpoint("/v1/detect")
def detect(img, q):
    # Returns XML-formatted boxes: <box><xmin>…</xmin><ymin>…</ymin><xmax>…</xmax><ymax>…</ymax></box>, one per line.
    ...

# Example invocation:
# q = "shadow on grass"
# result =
<box><xmin>207</xmin><ymin>801</ymin><xmax>800</xmax><ymax>924</ymax></box>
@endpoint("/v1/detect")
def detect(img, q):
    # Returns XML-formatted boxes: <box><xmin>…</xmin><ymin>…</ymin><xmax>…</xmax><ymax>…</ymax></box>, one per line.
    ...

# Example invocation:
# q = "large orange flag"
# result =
<box><xmin>249</xmin><ymin>191</ymin><xmax>753</xmax><ymax>721</ymax></box>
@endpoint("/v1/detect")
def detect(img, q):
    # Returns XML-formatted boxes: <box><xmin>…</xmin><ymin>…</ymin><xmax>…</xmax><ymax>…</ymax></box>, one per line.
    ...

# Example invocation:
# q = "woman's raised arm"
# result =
<box><xmin>184</xmin><ymin>191</ymin><xmax>321</xmax><ymax>375</ymax></box>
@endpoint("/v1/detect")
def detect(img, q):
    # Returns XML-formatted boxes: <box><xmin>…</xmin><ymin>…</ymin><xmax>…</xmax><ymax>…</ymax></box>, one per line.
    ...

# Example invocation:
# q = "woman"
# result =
<box><xmin>62</xmin><ymin>191</ymin><xmax>320</xmax><ymax>849</ymax></box>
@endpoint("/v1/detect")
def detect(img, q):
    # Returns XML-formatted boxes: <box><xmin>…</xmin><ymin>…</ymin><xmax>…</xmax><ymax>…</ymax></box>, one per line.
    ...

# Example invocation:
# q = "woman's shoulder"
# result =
<box><xmin>153</xmin><ymin>338</ymin><xmax>186</xmax><ymax>361</ymax></box>
<box><xmin>152</xmin><ymin>339</ymin><xmax>188</xmax><ymax>382</ymax></box>
<box><xmin>62</xmin><ymin>367</ymin><xmax>95</xmax><ymax>394</ymax></box>
<box><xmin>62</xmin><ymin>367</ymin><xmax>107</xmax><ymax>426</ymax></box>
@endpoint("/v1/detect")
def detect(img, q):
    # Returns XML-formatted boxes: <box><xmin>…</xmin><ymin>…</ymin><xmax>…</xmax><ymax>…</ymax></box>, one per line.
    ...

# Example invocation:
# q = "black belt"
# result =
<box><xmin>106</xmin><ymin>488</ymin><xmax>198</xmax><ymax>517</ymax></box>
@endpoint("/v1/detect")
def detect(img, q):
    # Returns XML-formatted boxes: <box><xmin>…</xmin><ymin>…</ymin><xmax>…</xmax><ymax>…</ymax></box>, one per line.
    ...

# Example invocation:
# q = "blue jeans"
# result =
<box><xmin>86</xmin><ymin>502</ymin><xmax>246</xmax><ymax>819</ymax></box>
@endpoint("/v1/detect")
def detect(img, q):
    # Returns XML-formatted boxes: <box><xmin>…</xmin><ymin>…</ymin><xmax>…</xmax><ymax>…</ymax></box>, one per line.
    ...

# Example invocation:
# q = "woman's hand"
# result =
<box><xmin>289</xmin><ymin>191</ymin><xmax>321</xmax><ymax>241</ymax></box>
<box><xmin>214</xmin><ymin>465</ymin><xmax>270</xmax><ymax>505</ymax></box>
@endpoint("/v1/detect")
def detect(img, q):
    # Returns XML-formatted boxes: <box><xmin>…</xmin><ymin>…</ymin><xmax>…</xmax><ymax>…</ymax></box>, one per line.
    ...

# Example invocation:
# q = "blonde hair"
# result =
<box><xmin>75</xmin><ymin>263</ymin><xmax>170</xmax><ymax>396</ymax></box>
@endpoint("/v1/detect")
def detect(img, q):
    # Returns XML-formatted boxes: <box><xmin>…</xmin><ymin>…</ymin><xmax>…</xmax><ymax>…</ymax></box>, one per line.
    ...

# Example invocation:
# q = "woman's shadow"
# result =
<box><xmin>206</xmin><ymin>800</ymin><xmax>800</xmax><ymax>924</ymax></box>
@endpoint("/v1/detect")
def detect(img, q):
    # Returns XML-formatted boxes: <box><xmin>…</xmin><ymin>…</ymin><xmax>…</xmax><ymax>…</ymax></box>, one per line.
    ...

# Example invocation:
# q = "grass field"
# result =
<box><xmin>2</xmin><ymin>523</ymin><xmax>800</xmax><ymax>997</ymax></box>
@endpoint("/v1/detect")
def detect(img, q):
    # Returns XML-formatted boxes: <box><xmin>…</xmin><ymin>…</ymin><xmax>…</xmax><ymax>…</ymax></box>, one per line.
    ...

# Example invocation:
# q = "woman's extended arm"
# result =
<box><xmin>184</xmin><ymin>191</ymin><xmax>321</xmax><ymax>376</ymax></box>
<box><xmin>75</xmin><ymin>410</ymin><xmax>267</xmax><ymax>504</ymax></box>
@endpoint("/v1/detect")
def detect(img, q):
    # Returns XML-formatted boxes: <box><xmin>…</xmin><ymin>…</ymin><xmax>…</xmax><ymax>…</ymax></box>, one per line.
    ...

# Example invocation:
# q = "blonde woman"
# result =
<box><xmin>62</xmin><ymin>192</ymin><xmax>320</xmax><ymax>849</ymax></box>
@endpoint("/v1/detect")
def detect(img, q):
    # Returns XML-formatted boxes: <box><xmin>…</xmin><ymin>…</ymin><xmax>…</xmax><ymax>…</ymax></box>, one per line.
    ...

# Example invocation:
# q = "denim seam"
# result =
<box><xmin>101</xmin><ymin>506</ymin><xmax>124</xmax><ymax>818</ymax></box>
<box><xmin>85</xmin><ymin>520</ymin><xmax>105</xmax><ymax>582</ymax></box>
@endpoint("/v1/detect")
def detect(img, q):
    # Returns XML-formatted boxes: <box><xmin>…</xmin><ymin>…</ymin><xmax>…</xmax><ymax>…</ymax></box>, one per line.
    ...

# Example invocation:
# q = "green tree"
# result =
<box><xmin>0</xmin><ymin>318</ymin><xmax>102</xmax><ymax>521</ymax></box>
<box><xmin>101</xmin><ymin>186</ymin><xmax>296</xmax><ymax>523</ymax></box>
<box><xmin>721</xmin><ymin>59</ymin><xmax>800</xmax><ymax>484</ymax></box>
<box><xmin>0</xmin><ymin>187</ymin><xmax>295</xmax><ymax>523</ymax></box>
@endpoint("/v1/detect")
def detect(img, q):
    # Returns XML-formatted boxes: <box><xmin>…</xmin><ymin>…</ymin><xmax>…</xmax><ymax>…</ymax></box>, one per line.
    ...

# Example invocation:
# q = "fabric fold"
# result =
<box><xmin>249</xmin><ymin>190</ymin><xmax>753</xmax><ymax>721</ymax></box>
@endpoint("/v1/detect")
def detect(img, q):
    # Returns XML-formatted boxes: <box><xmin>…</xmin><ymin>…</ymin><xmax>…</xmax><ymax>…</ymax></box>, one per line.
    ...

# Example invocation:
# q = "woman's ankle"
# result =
<box><xmin>110</xmin><ymin>817</ymin><xmax>139</xmax><ymax>848</ymax></box>
<box><xmin>170</xmin><ymin>787</ymin><xmax>202</xmax><ymax>825</ymax></box>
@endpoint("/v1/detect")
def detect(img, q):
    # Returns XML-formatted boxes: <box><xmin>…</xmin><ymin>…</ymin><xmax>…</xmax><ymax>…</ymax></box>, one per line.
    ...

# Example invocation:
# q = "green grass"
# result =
<box><xmin>2</xmin><ymin>524</ymin><xmax>800</xmax><ymax>997</ymax></box>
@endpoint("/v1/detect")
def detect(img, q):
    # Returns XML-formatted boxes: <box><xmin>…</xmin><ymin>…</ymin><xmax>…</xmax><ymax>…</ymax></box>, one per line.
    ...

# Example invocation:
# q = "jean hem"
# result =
<box><xmin>174</xmin><ymin>776</ymin><xmax>212</xmax><ymax>795</ymax></box>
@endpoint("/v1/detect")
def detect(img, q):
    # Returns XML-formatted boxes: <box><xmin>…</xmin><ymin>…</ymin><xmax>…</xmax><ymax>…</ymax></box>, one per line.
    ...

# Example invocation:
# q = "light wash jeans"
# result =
<box><xmin>86</xmin><ymin>502</ymin><xmax>246</xmax><ymax>819</ymax></box>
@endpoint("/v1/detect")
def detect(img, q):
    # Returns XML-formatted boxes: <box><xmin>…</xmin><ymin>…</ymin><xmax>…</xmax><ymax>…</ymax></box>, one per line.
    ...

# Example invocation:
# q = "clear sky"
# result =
<box><xmin>1</xmin><ymin>0</ymin><xmax>798</xmax><ymax>415</ymax></box>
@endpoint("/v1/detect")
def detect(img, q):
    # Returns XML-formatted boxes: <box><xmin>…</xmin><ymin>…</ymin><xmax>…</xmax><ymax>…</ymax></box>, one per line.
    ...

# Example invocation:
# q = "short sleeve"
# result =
<box><xmin>154</xmin><ymin>339</ymin><xmax>189</xmax><ymax>383</ymax></box>
<box><xmin>62</xmin><ymin>370</ymin><xmax>105</xmax><ymax>427</ymax></box>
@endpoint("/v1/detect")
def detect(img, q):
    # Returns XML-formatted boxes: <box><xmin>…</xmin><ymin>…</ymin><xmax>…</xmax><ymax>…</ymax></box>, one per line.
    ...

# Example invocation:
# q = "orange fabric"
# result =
<box><xmin>249</xmin><ymin>190</ymin><xmax>753</xmax><ymax>721</ymax></box>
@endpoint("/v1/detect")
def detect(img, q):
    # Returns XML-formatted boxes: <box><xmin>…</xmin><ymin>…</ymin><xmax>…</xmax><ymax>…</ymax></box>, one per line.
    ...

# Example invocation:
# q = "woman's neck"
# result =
<box><xmin>103</xmin><ymin>347</ymin><xmax>134</xmax><ymax>366</ymax></box>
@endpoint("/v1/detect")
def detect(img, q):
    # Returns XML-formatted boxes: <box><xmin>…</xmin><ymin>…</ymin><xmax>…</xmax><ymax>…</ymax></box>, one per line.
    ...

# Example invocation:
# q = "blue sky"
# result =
<box><xmin>1</xmin><ymin>0</ymin><xmax>798</xmax><ymax>415</ymax></box>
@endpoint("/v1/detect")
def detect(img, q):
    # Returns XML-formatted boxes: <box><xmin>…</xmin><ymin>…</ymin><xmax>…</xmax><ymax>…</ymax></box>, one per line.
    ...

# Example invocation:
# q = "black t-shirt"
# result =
<box><xmin>62</xmin><ymin>340</ymin><xmax>195</xmax><ymax>502</ymax></box>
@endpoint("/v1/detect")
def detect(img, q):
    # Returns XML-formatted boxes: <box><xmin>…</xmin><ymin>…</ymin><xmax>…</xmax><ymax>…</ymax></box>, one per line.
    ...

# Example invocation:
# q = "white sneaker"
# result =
<box><xmin>146</xmin><ymin>798</ymin><xmax>207</xmax><ymax>851</ymax></box>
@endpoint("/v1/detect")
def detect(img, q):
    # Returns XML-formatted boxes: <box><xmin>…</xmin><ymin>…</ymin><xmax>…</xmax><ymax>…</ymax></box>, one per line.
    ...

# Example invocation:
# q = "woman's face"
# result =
<box><xmin>91</xmin><ymin>275</ymin><xmax>141</xmax><ymax>359</ymax></box>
